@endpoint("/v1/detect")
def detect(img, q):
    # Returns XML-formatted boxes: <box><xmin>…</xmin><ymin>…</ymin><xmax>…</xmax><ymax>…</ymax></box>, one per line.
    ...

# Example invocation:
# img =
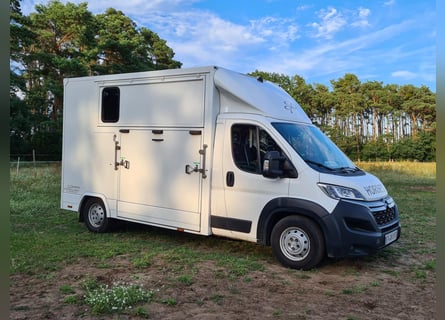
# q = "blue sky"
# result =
<box><xmin>20</xmin><ymin>0</ymin><xmax>436</xmax><ymax>91</ymax></box>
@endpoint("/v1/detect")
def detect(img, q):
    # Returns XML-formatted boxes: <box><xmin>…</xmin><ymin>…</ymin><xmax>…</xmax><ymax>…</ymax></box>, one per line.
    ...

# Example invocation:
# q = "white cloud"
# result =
<box><xmin>391</xmin><ymin>64</ymin><xmax>435</xmax><ymax>88</ymax></box>
<box><xmin>250</xmin><ymin>17</ymin><xmax>300</xmax><ymax>42</ymax></box>
<box><xmin>384</xmin><ymin>0</ymin><xmax>396</xmax><ymax>7</ymax></box>
<box><xmin>143</xmin><ymin>11</ymin><xmax>265</xmax><ymax>52</ymax></box>
<box><xmin>351</xmin><ymin>7</ymin><xmax>371</xmax><ymax>28</ymax></box>
<box><xmin>310</xmin><ymin>7</ymin><xmax>346</xmax><ymax>39</ymax></box>
<box><xmin>253</xmin><ymin>18</ymin><xmax>423</xmax><ymax>84</ymax></box>
<box><xmin>136</xmin><ymin>9</ymin><xmax>303</xmax><ymax>70</ymax></box>
<box><xmin>358</xmin><ymin>7</ymin><xmax>371</xmax><ymax>18</ymax></box>
<box><xmin>391</xmin><ymin>70</ymin><xmax>417</xmax><ymax>79</ymax></box>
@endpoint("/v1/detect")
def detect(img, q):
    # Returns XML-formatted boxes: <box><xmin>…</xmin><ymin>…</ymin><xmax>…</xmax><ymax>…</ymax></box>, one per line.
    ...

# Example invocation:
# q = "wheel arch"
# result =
<box><xmin>78</xmin><ymin>193</ymin><xmax>110</xmax><ymax>222</ymax></box>
<box><xmin>257</xmin><ymin>197</ymin><xmax>331</xmax><ymax>246</ymax></box>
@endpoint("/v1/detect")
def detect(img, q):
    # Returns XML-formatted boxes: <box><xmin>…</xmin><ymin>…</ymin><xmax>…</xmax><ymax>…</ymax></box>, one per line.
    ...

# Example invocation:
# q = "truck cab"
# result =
<box><xmin>209</xmin><ymin>68</ymin><xmax>401</xmax><ymax>270</ymax></box>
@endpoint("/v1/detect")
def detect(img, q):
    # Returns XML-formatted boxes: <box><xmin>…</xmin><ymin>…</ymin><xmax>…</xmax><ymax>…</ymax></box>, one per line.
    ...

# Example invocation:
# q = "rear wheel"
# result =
<box><xmin>83</xmin><ymin>198</ymin><xmax>111</xmax><ymax>233</ymax></box>
<box><xmin>271</xmin><ymin>215</ymin><xmax>325</xmax><ymax>270</ymax></box>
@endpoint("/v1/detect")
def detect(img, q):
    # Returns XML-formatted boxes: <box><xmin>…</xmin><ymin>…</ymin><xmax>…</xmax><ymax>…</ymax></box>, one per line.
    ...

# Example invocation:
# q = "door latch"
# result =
<box><xmin>114</xmin><ymin>135</ymin><xmax>121</xmax><ymax>170</ymax></box>
<box><xmin>113</xmin><ymin>135</ymin><xmax>130</xmax><ymax>170</ymax></box>
<box><xmin>119</xmin><ymin>159</ymin><xmax>130</xmax><ymax>169</ymax></box>
<box><xmin>184</xmin><ymin>144</ymin><xmax>208</xmax><ymax>178</ymax></box>
<box><xmin>185</xmin><ymin>163</ymin><xmax>199</xmax><ymax>174</ymax></box>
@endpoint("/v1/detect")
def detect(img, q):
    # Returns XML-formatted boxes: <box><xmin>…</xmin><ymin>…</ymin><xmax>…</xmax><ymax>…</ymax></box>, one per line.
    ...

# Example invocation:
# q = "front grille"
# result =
<box><xmin>373</xmin><ymin>206</ymin><xmax>396</xmax><ymax>225</ymax></box>
<box><xmin>370</xmin><ymin>197</ymin><xmax>397</xmax><ymax>226</ymax></box>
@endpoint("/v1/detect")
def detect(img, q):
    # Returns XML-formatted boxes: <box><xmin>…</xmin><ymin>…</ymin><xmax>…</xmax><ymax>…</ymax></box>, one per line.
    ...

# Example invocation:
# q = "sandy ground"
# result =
<box><xmin>10</xmin><ymin>245</ymin><xmax>435</xmax><ymax>320</ymax></box>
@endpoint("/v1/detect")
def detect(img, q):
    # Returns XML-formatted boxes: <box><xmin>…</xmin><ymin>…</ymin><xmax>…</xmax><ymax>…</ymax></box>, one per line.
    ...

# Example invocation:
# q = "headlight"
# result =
<box><xmin>318</xmin><ymin>183</ymin><xmax>365</xmax><ymax>200</ymax></box>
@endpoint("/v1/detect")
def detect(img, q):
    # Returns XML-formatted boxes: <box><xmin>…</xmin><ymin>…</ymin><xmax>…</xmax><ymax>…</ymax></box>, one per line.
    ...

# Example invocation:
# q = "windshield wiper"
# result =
<box><xmin>304</xmin><ymin>160</ymin><xmax>361</xmax><ymax>173</ymax></box>
<box><xmin>304</xmin><ymin>159</ymin><xmax>335</xmax><ymax>171</ymax></box>
<box><xmin>333</xmin><ymin>166</ymin><xmax>361</xmax><ymax>173</ymax></box>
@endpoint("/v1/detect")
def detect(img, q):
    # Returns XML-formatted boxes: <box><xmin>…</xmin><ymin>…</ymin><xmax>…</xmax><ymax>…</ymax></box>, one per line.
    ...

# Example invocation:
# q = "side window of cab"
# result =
<box><xmin>231</xmin><ymin>124</ymin><xmax>283</xmax><ymax>174</ymax></box>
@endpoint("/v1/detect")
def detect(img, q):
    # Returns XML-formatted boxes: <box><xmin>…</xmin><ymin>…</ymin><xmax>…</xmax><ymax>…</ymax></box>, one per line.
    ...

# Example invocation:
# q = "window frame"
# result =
<box><xmin>101</xmin><ymin>87</ymin><xmax>120</xmax><ymax>123</ymax></box>
<box><xmin>231</xmin><ymin>123</ymin><xmax>284</xmax><ymax>175</ymax></box>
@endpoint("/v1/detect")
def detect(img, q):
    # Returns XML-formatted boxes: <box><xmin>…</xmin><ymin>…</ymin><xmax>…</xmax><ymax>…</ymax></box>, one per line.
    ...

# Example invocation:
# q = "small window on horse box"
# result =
<box><xmin>101</xmin><ymin>87</ymin><xmax>120</xmax><ymax>122</ymax></box>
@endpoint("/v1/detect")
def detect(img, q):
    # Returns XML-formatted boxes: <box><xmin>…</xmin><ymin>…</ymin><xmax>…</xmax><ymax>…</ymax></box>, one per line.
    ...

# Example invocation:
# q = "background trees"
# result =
<box><xmin>249</xmin><ymin>71</ymin><xmax>436</xmax><ymax>161</ymax></box>
<box><xmin>10</xmin><ymin>0</ymin><xmax>435</xmax><ymax>162</ymax></box>
<box><xmin>10</xmin><ymin>0</ymin><xmax>181</xmax><ymax>160</ymax></box>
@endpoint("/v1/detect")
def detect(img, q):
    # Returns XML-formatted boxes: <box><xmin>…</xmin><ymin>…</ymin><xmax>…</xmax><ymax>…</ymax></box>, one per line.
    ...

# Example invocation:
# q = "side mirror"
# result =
<box><xmin>263</xmin><ymin>151</ymin><xmax>298</xmax><ymax>179</ymax></box>
<box><xmin>263</xmin><ymin>151</ymin><xmax>284</xmax><ymax>178</ymax></box>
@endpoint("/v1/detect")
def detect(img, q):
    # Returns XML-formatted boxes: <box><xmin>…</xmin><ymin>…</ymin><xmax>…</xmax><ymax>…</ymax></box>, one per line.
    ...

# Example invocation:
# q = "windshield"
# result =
<box><xmin>272</xmin><ymin>122</ymin><xmax>359</xmax><ymax>173</ymax></box>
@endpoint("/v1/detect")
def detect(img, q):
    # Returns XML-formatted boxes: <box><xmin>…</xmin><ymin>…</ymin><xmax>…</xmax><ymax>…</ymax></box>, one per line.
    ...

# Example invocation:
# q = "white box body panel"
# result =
<box><xmin>98</xmin><ymin>77</ymin><xmax>206</xmax><ymax>128</ymax></box>
<box><xmin>62</xmin><ymin>67</ymin><xmax>219</xmax><ymax>234</ymax></box>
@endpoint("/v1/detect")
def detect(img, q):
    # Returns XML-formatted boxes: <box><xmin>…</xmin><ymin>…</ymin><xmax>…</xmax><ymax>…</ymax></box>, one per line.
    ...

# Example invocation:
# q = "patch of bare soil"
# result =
<box><xmin>10</xmin><ymin>251</ymin><xmax>435</xmax><ymax>320</ymax></box>
<box><xmin>408</xmin><ymin>186</ymin><xmax>436</xmax><ymax>192</ymax></box>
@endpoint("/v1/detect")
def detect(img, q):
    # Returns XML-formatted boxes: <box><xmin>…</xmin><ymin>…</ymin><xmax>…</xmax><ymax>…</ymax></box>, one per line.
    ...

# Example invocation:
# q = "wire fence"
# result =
<box><xmin>10</xmin><ymin>162</ymin><xmax>62</xmax><ymax>179</ymax></box>
<box><xmin>10</xmin><ymin>151</ymin><xmax>61</xmax><ymax>162</ymax></box>
<box><xmin>10</xmin><ymin>151</ymin><xmax>61</xmax><ymax>176</ymax></box>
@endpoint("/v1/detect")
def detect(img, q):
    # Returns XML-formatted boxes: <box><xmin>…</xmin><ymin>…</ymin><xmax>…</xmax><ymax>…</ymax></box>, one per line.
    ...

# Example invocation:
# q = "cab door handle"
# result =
<box><xmin>226</xmin><ymin>171</ymin><xmax>234</xmax><ymax>187</ymax></box>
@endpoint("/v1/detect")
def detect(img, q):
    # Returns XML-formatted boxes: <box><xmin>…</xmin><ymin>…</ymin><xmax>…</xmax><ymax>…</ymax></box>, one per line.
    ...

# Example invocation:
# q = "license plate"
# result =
<box><xmin>385</xmin><ymin>229</ymin><xmax>398</xmax><ymax>245</ymax></box>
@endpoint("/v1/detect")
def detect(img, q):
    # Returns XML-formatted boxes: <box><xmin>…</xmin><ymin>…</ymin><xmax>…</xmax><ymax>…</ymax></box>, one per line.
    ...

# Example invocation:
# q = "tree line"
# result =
<box><xmin>10</xmin><ymin>0</ymin><xmax>181</xmax><ymax>160</ymax></box>
<box><xmin>10</xmin><ymin>0</ymin><xmax>436</xmax><ymax>162</ymax></box>
<box><xmin>249</xmin><ymin>71</ymin><xmax>436</xmax><ymax>161</ymax></box>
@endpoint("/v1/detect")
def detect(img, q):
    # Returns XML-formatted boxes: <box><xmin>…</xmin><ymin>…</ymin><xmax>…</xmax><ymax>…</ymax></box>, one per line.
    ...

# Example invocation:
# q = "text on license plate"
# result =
<box><xmin>385</xmin><ymin>230</ymin><xmax>398</xmax><ymax>245</ymax></box>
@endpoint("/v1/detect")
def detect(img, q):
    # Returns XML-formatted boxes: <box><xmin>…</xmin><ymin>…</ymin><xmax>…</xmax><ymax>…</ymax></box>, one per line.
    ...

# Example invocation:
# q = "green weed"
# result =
<box><xmin>216</xmin><ymin>256</ymin><xmax>265</xmax><ymax>279</ymax></box>
<box><xmin>161</xmin><ymin>297</ymin><xmax>177</xmax><ymax>306</ymax></box>
<box><xmin>132</xmin><ymin>253</ymin><xmax>153</xmax><ymax>268</ymax></box>
<box><xmin>134</xmin><ymin>306</ymin><xmax>150</xmax><ymax>318</ymax></box>
<box><xmin>414</xmin><ymin>269</ymin><xmax>427</xmax><ymax>280</ymax></box>
<box><xmin>342</xmin><ymin>284</ymin><xmax>368</xmax><ymax>294</ymax></box>
<box><xmin>84</xmin><ymin>281</ymin><xmax>154</xmax><ymax>314</ymax></box>
<box><xmin>210</xmin><ymin>294</ymin><xmax>224</xmax><ymax>305</ymax></box>
<box><xmin>424</xmin><ymin>259</ymin><xmax>436</xmax><ymax>270</ymax></box>
<box><xmin>272</xmin><ymin>309</ymin><xmax>283</xmax><ymax>317</ymax></box>
<box><xmin>370</xmin><ymin>281</ymin><xmax>380</xmax><ymax>287</ymax></box>
<box><xmin>59</xmin><ymin>284</ymin><xmax>75</xmax><ymax>294</ymax></box>
<box><xmin>176</xmin><ymin>274</ymin><xmax>194</xmax><ymax>286</ymax></box>
<box><xmin>64</xmin><ymin>296</ymin><xmax>78</xmax><ymax>304</ymax></box>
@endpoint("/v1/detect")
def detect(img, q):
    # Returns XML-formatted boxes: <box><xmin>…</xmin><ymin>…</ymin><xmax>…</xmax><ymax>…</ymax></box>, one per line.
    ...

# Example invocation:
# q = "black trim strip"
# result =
<box><xmin>120</xmin><ymin>129</ymin><xmax>130</xmax><ymax>133</ymax></box>
<box><xmin>189</xmin><ymin>130</ymin><xmax>202</xmax><ymax>135</ymax></box>
<box><xmin>152</xmin><ymin>129</ymin><xmax>163</xmax><ymax>134</ymax></box>
<box><xmin>152</xmin><ymin>139</ymin><xmax>164</xmax><ymax>142</ymax></box>
<box><xmin>211</xmin><ymin>215</ymin><xmax>252</xmax><ymax>233</ymax></box>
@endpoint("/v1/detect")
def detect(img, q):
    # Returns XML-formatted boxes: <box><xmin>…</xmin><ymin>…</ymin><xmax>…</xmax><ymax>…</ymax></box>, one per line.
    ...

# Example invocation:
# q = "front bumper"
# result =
<box><xmin>321</xmin><ymin>196</ymin><xmax>401</xmax><ymax>258</ymax></box>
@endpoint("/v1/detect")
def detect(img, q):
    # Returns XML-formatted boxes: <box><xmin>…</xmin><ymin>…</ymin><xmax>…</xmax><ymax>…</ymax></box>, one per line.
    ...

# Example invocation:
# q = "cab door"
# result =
<box><xmin>212</xmin><ymin>120</ymin><xmax>290</xmax><ymax>239</ymax></box>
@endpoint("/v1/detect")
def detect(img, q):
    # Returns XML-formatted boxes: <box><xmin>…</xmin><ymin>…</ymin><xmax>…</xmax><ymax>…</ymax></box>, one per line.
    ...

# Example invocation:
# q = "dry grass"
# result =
<box><xmin>357</xmin><ymin>161</ymin><xmax>436</xmax><ymax>179</ymax></box>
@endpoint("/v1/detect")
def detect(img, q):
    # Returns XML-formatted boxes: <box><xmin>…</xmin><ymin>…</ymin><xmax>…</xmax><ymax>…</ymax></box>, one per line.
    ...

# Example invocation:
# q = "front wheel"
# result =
<box><xmin>271</xmin><ymin>215</ymin><xmax>325</xmax><ymax>270</ymax></box>
<box><xmin>82</xmin><ymin>198</ymin><xmax>111</xmax><ymax>233</ymax></box>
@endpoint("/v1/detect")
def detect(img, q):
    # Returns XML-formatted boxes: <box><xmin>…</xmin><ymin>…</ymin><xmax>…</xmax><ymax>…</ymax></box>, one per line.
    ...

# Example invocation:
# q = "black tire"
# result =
<box><xmin>271</xmin><ymin>215</ymin><xmax>325</xmax><ymax>270</ymax></box>
<box><xmin>82</xmin><ymin>198</ymin><xmax>111</xmax><ymax>233</ymax></box>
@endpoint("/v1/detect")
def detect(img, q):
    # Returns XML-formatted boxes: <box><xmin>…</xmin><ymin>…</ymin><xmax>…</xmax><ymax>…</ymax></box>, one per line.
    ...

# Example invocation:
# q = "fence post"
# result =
<box><xmin>16</xmin><ymin>157</ymin><xmax>20</xmax><ymax>176</ymax></box>
<box><xmin>33</xmin><ymin>149</ymin><xmax>36</xmax><ymax>175</ymax></box>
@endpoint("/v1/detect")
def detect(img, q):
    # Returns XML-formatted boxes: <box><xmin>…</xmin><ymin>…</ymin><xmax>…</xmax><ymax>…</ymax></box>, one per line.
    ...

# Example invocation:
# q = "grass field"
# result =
<box><xmin>10</xmin><ymin>162</ymin><xmax>436</xmax><ymax>319</ymax></box>
<box><xmin>357</xmin><ymin>161</ymin><xmax>436</xmax><ymax>266</ymax></box>
<box><xmin>10</xmin><ymin>164</ymin><xmax>268</xmax><ymax>275</ymax></box>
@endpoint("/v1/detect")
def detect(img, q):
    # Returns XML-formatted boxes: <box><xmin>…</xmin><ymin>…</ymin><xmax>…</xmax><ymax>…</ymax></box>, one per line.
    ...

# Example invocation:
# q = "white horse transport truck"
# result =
<box><xmin>61</xmin><ymin>66</ymin><xmax>401</xmax><ymax>270</ymax></box>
